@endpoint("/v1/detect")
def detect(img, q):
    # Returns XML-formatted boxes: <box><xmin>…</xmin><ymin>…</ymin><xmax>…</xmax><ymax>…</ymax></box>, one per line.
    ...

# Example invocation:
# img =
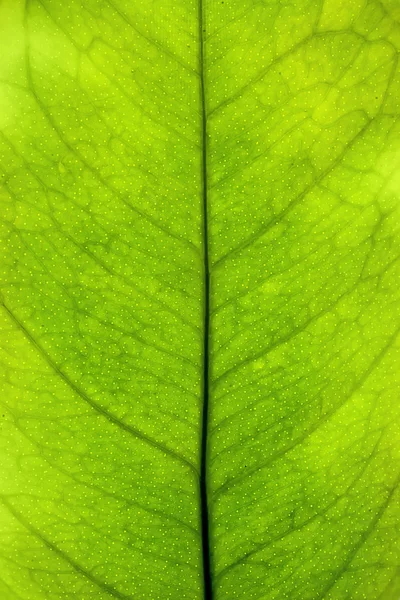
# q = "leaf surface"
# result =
<box><xmin>1</xmin><ymin>1</ymin><xmax>400</xmax><ymax>599</ymax></box>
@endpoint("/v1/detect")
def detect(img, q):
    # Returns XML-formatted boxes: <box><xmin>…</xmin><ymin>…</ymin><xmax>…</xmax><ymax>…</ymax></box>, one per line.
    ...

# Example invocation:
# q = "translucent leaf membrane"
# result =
<box><xmin>1</xmin><ymin>0</ymin><xmax>400</xmax><ymax>599</ymax></box>
<box><xmin>208</xmin><ymin>1</ymin><xmax>400</xmax><ymax>598</ymax></box>
<box><xmin>0</xmin><ymin>0</ymin><xmax>203</xmax><ymax>598</ymax></box>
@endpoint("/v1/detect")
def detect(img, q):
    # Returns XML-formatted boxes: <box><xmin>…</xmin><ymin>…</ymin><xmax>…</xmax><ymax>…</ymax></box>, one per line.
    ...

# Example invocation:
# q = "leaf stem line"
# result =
<box><xmin>198</xmin><ymin>0</ymin><xmax>213</xmax><ymax>598</ymax></box>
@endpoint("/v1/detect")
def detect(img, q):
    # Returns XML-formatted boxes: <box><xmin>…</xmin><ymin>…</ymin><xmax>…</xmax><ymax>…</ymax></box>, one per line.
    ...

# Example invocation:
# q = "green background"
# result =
<box><xmin>1</xmin><ymin>0</ymin><xmax>400</xmax><ymax>598</ymax></box>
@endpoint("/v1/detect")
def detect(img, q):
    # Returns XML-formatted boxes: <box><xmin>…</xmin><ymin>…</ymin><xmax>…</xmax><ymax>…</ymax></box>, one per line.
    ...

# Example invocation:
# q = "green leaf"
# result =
<box><xmin>1</xmin><ymin>0</ymin><xmax>400</xmax><ymax>598</ymax></box>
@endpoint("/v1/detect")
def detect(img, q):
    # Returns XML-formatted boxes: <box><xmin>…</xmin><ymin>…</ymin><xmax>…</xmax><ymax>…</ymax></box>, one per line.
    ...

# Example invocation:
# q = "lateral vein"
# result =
<box><xmin>1</xmin><ymin>300</ymin><xmax>197</xmax><ymax>475</ymax></box>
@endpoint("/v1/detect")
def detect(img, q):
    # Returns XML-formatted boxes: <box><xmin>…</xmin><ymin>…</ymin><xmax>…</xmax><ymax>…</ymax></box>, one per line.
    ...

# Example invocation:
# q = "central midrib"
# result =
<box><xmin>198</xmin><ymin>0</ymin><xmax>213</xmax><ymax>598</ymax></box>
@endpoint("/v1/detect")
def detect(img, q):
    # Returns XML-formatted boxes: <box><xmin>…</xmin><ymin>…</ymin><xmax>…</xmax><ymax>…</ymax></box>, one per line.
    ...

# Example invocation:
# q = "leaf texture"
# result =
<box><xmin>1</xmin><ymin>0</ymin><xmax>400</xmax><ymax>599</ymax></box>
